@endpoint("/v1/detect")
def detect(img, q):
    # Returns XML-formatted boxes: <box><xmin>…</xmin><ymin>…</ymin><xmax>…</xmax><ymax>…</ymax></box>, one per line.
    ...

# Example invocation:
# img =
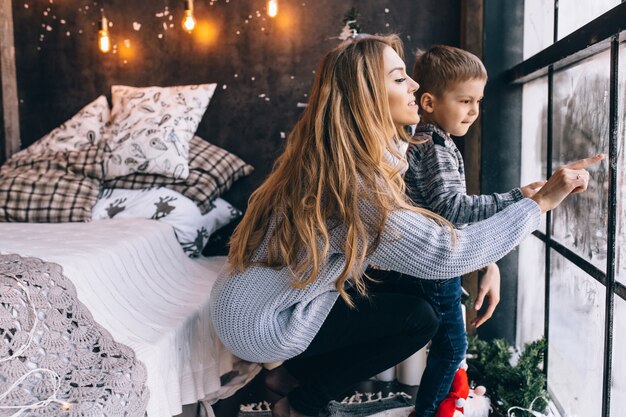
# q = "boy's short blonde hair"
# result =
<box><xmin>412</xmin><ymin>45</ymin><xmax>487</xmax><ymax>102</ymax></box>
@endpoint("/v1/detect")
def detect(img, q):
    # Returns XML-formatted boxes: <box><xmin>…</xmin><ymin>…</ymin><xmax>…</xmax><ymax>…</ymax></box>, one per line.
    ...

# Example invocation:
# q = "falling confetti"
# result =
<box><xmin>280</xmin><ymin>132</ymin><xmax>286</xmax><ymax>138</ymax></box>
<box><xmin>133</xmin><ymin>22</ymin><xmax>142</xmax><ymax>31</ymax></box>
<box><xmin>222</xmin><ymin>84</ymin><xmax>227</xmax><ymax>90</ymax></box>
<box><xmin>385</xmin><ymin>8</ymin><xmax>390</xmax><ymax>13</ymax></box>
<box><xmin>24</xmin><ymin>4</ymin><xmax>29</xmax><ymax>8</ymax></box>
<box><xmin>158</xmin><ymin>33</ymin><xmax>163</xmax><ymax>38</ymax></box>
<box><xmin>259</xmin><ymin>93</ymin><xmax>266</xmax><ymax>98</ymax></box>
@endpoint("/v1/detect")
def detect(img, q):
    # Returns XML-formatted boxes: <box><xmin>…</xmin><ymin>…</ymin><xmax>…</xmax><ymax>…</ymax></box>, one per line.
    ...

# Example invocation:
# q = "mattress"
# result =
<box><xmin>0</xmin><ymin>218</ymin><xmax>259</xmax><ymax>417</ymax></box>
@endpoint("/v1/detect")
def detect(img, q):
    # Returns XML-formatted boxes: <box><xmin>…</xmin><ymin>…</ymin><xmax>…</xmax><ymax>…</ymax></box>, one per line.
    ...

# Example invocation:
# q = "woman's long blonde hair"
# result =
<box><xmin>229</xmin><ymin>34</ymin><xmax>451</xmax><ymax>305</ymax></box>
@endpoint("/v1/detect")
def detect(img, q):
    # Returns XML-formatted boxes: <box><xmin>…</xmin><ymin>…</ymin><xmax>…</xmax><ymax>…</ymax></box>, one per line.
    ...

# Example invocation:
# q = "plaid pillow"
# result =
<box><xmin>0</xmin><ymin>144</ymin><xmax>104</xmax><ymax>222</ymax></box>
<box><xmin>102</xmin><ymin>136</ymin><xmax>253</xmax><ymax>214</ymax></box>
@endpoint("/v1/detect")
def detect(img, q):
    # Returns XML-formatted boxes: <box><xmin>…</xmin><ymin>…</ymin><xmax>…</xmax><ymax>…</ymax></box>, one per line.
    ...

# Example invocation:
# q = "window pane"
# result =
<box><xmin>548</xmin><ymin>251</ymin><xmax>605</xmax><ymax>417</ymax></box>
<box><xmin>516</xmin><ymin>236</ymin><xmax>545</xmax><ymax>347</ymax></box>
<box><xmin>552</xmin><ymin>51</ymin><xmax>610</xmax><ymax>271</ymax></box>
<box><xmin>617</xmin><ymin>43</ymin><xmax>626</xmax><ymax>285</ymax></box>
<box><xmin>524</xmin><ymin>0</ymin><xmax>554</xmax><ymax>58</ymax></box>
<box><xmin>521</xmin><ymin>76</ymin><xmax>549</xmax><ymax>233</ymax></box>
<box><xmin>611</xmin><ymin>295</ymin><xmax>626</xmax><ymax>416</ymax></box>
<box><xmin>557</xmin><ymin>0</ymin><xmax>620</xmax><ymax>40</ymax></box>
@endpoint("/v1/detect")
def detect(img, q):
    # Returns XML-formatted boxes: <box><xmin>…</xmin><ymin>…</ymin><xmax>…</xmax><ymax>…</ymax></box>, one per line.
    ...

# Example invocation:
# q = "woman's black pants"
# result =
<box><xmin>283</xmin><ymin>272</ymin><xmax>439</xmax><ymax>415</ymax></box>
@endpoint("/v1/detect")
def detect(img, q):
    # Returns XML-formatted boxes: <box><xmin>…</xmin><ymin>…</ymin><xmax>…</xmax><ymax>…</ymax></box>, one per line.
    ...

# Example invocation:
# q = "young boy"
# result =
<box><xmin>405</xmin><ymin>45</ymin><xmax>543</xmax><ymax>417</ymax></box>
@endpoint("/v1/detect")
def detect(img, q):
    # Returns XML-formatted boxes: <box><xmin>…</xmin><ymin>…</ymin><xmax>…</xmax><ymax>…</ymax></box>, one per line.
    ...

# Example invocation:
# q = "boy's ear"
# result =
<box><xmin>420</xmin><ymin>92</ymin><xmax>436</xmax><ymax>114</ymax></box>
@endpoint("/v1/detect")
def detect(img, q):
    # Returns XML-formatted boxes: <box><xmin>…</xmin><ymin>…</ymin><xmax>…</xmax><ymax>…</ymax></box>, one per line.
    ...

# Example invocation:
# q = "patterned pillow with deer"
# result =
<box><xmin>91</xmin><ymin>187</ymin><xmax>241</xmax><ymax>257</ymax></box>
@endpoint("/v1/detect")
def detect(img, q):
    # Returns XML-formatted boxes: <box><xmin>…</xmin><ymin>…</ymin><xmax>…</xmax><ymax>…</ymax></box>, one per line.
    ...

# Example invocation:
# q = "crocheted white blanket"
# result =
<box><xmin>0</xmin><ymin>253</ymin><xmax>149</xmax><ymax>416</ymax></box>
<box><xmin>0</xmin><ymin>219</ymin><xmax>259</xmax><ymax>417</ymax></box>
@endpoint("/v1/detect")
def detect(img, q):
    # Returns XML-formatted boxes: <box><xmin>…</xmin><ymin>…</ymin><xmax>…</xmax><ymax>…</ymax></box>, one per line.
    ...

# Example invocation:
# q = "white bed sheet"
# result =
<box><xmin>0</xmin><ymin>218</ymin><xmax>259</xmax><ymax>417</ymax></box>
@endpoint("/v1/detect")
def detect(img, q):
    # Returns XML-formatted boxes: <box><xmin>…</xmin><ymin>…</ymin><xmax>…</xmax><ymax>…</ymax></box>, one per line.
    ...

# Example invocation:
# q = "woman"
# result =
<box><xmin>209</xmin><ymin>35</ymin><xmax>602</xmax><ymax>417</ymax></box>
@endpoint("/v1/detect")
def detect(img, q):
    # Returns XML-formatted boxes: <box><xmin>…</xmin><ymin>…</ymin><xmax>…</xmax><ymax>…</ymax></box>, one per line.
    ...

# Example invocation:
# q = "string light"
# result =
<box><xmin>182</xmin><ymin>0</ymin><xmax>196</xmax><ymax>33</ymax></box>
<box><xmin>98</xmin><ymin>15</ymin><xmax>111</xmax><ymax>53</ymax></box>
<box><xmin>267</xmin><ymin>0</ymin><xmax>278</xmax><ymax>17</ymax></box>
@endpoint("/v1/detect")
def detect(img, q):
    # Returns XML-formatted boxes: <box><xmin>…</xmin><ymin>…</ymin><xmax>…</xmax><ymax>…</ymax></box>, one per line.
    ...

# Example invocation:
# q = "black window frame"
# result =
<box><xmin>505</xmin><ymin>3</ymin><xmax>626</xmax><ymax>416</ymax></box>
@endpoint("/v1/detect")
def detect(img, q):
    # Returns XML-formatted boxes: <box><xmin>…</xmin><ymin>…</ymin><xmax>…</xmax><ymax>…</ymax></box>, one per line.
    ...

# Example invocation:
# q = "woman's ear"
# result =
<box><xmin>420</xmin><ymin>93</ymin><xmax>435</xmax><ymax>114</ymax></box>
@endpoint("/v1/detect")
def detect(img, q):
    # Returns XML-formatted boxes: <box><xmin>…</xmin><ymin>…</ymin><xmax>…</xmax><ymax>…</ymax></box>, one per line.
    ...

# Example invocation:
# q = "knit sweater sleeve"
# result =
<box><xmin>406</xmin><ymin>141</ymin><xmax>524</xmax><ymax>224</ymax></box>
<box><xmin>367</xmin><ymin>198</ymin><xmax>541</xmax><ymax>279</ymax></box>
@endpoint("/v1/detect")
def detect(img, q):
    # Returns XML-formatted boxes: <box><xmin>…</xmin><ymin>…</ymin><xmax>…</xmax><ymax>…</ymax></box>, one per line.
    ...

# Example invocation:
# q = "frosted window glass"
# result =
<box><xmin>548</xmin><ymin>252</ymin><xmax>605</xmax><ymax>417</ymax></box>
<box><xmin>557</xmin><ymin>0</ymin><xmax>620</xmax><ymax>40</ymax></box>
<box><xmin>611</xmin><ymin>296</ymin><xmax>626</xmax><ymax>416</ymax></box>
<box><xmin>516</xmin><ymin>237</ymin><xmax>546</xmax><ymax>347</ymax></box>
<box><xmin>617</xmin><ymin>44</ymin><xmax>626</xmax><ymax>285</ymax></box>
<box><xmin>521</xmin><ymin>76</ymin><xmax>549</xmax><ymax>233</ymax></box>
<box><xmin>523</xmin><ymin>0</ymin><xmax>554</xmax><ymax>59</ymax></box>
<box><xmin>551</xmin><ymin>51</ymin><xmax>610</xmax><ymax>271</ymax></box>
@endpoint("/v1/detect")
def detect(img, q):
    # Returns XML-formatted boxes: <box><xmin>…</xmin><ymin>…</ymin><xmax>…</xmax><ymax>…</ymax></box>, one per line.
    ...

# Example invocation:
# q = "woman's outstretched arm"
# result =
<box><xmin>368</xmin><ymin>154</ymin><xmax>604</xmax><ymax>279</ymax></box>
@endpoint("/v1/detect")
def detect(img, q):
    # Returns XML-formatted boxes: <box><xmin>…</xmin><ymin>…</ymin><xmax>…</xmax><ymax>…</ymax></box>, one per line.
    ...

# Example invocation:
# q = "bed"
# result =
<box><xmin>0</xmin><ymin>219</ymin><xmax>260</xmax><ymax>417</ymax></box>
<box><xmin>0</xmin><ymin>84</ymin><xmax>260</xmax><ymax>416</ymax></box>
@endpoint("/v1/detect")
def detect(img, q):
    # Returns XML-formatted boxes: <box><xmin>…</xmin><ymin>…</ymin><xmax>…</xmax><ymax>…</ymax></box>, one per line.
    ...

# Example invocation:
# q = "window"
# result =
<box><xmin>515</xmin><ymin>2</ymin><xmax>626</xmax><ymax>416</ymax></box>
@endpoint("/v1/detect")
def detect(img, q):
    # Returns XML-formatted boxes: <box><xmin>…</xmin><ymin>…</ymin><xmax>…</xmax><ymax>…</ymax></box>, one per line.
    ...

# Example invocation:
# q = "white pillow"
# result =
<box><xmin>91</xmin><ymin>188</ymin><xmax>240</xmax><ymax>257</ymax></box>
<box><xmin>104</xmin><ymin>83</ymin><xmax>217</xmax><ymax>180</ymax></box>
<box><xmin>22</xmin><ymin>95</ymin><xmax>110</xmax><ymax>155</ymax></box>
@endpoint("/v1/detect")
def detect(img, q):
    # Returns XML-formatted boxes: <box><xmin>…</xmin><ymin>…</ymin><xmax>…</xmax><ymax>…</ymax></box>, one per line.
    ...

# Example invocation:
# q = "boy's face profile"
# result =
<box><xmin>420</xmin><ymin>78</ymin><xmax>486</xmax><ymax>137</ymax></box>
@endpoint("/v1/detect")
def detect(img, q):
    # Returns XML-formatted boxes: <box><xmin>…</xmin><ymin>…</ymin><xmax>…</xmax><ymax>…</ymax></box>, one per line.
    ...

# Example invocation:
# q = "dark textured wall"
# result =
<box><xmin>10</xmin><ymin>0</ymin><xmax>460</xmax><ymax>208</ymax></box>
<box><xmin>480</xmin><ymin>0</ymin><xmax>524</xmax><ymax>344</ymax></box>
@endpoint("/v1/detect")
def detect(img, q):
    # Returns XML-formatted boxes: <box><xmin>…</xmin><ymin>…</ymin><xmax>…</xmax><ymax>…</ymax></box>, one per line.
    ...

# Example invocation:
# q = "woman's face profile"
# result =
<box><xmin>383</xmin><ymin>46</ymin><xmax>420</xmax><ymax>129</ymax></box>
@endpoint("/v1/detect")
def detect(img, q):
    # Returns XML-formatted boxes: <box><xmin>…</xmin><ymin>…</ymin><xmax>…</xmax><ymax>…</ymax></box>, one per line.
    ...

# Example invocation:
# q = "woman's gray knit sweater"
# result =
<box><xmin>209</xmin><ymin>198</ymin><xmax>541</xmax><ymax>363</ymax></box>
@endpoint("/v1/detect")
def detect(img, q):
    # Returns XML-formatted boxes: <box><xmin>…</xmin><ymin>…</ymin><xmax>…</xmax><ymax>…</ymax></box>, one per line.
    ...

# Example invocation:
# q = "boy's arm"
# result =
<box><xmin>407</xmin><ymin>143</ymin><xmax>524</xmax><ymax>224</ymax></box>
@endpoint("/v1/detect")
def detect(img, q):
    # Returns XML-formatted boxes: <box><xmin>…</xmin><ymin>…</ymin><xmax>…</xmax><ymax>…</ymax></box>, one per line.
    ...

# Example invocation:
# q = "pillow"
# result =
<box><xmin>102</xmin><ymin>136</ymin><xmax>253</xmax><ymax>214</ymax></box>
<box><xmin>0</xmin><ymin>144</ymin><xmax>104</xmax><ymax>222</ymax></box>
<box><xmin>91</xmin><ymin>188</ymin><xmax>242</xmax><ymax>257</ymax></box>
<box><xmin>104</xmin><ymin>84</ymin><xmax>217</xmax><ymax>180</ymax></box>
<box><xmin>21</xmin><ymin>95</ymin><xmax>110</xmax><ymax>155</ymax></box>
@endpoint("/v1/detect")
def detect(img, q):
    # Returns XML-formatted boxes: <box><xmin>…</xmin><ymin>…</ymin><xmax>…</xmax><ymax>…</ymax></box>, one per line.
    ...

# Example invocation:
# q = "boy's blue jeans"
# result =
<box><xmin>413</xmin><ymin>276</ymin><xmax>467</xmax><ymax>417</ymax></box>
<box><xmin>363</xmin><ymin>269</ymin><xmax>467</xmax><ymax>417</ymax></box>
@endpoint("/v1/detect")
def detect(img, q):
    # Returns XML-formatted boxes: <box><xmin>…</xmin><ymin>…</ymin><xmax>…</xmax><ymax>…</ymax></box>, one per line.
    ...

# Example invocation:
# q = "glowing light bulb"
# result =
<box><xmin>182</xmin><ymin>0</ymin><xmax>196</xmax><ymax>32</ymax></box>
<box><xmin>98</xmin><ymin>16</ymin><xmax>110</xmax><ymax>53</ymax></box>
<box><xmin>267</xmin><ymin>0</ymin><xmax>278</xmax><ymax>17</ymax></box>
